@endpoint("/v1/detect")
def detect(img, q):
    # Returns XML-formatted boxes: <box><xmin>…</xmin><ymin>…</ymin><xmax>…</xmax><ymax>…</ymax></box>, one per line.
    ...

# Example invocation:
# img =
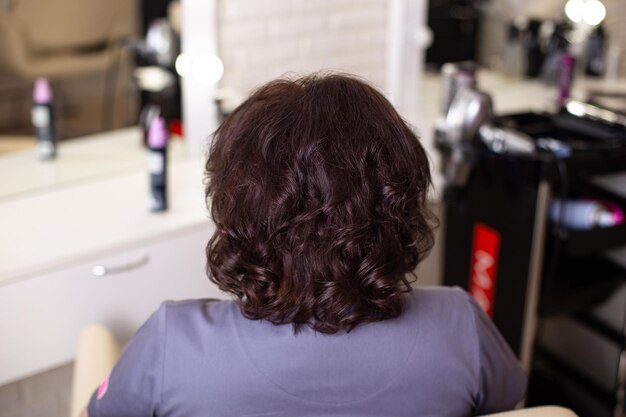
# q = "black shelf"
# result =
<box><xmin>574</xmin><ymin>312</ymin><xmax>626</xmax><ymax>346</ymax></box>
<box><xmin>529</xmin><ymin>347</ymin><xmax>617</xmax><ymax>417</ymax></box>
<box><xmin>560</xmin><ymin>224</ymin><xmax>626</xmax><ymax>257</ymax></box>
<box><xmin>495</xmin><ymin>112</ymin><xmax>626</xmax><ymax>178</ymax></box>
<box><xmin>539</xmin><ymin>255</ymin><xmax>626</xmax><ymax>316</ymax></box>
<box><xmin>552</xmin><ymin>174</ymin><xmax>626</xmax><ymax>257</ymax></box>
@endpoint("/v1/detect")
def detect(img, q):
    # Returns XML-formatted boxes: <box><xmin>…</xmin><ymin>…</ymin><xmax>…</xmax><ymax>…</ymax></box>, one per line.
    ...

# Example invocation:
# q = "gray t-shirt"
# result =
<box><xmin>88</xmin><ymin>287</ymin><xmax>526</xmax><ymax>417</ymax></box>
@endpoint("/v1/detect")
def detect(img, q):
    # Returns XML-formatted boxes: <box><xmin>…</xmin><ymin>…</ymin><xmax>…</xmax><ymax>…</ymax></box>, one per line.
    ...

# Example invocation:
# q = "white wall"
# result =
<box><xmin>217</xmin><ymin>0</ymin><xmax>389</xmax><ymax>108</ymax></box>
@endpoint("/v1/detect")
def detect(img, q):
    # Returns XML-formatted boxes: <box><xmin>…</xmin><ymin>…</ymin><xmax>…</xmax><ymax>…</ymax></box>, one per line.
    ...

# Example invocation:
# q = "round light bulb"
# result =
<box><xmin>565</xmin><ymin>0</ymin><xmax>584</xmax><ymax>23</ymax></box>
<box><xmin>192</xmin><ymin>54</ymin><xmax>224</xmax><ymax>85</ymax></box>
<box><xmin>176</xmin><ymin>53</ymin><xmax>224</xmax><ymax>86</ymax></box>
<box><xmin>175</xmin><ymin>54</ymin><xmax>192</xmax><ymax>77</ymax></box>
<box><xmin>582</xmin><ymin>0</ymin><xmax>606</xmax><ymax>26</ymax></box>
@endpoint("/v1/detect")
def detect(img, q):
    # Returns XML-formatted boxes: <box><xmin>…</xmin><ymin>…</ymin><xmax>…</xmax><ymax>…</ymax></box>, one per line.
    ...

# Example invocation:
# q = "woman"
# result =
<box><xmin>85</xmin><ymin>73</ymin><xmax>526</xmax><ymax>416</ymax></box>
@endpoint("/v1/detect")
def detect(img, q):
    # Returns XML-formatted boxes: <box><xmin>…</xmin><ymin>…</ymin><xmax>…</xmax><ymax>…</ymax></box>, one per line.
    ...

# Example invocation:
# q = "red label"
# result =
<box><xmin>468</xmin><ymin>223</ymin><xmax>501</xmax><ymax>318</ymax></box>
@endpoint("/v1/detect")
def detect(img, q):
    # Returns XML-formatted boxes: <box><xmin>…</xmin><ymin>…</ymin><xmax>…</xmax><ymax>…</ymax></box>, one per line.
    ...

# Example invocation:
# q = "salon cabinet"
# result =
<box><xmin>0</xmin><ymin>225</ymin><xmax>225</xmax><ymax>386</ymax></box>
<box><xmin>0</xmin><ymin>128</ymin><xmax>225</xmax><ymax>386</ymax></box>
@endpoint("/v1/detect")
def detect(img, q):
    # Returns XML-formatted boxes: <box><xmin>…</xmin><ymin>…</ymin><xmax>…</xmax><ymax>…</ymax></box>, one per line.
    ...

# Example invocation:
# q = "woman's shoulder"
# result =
<box><xmin>158</xmin><ymin>298</ymin><xmax>241</xmax><ymax>334</ymax></box>
<box><xmin>408</xmin><ymin>285</ymin><xmax>469</xmax><ymax>299</ymax></box>
<box><xmin>162</xmin><ymin>297</ymin><xmax>236</xmax><ymax>311</ymax></box>
<box><xmin>406</xmin><ymin>285</ymin><xmax>472</xmax><ymax>312</ymax></box>
<box><xmin>403</xmin><ymin>286</ymin><xmax>478</xmax><ymax>334</ymax></box>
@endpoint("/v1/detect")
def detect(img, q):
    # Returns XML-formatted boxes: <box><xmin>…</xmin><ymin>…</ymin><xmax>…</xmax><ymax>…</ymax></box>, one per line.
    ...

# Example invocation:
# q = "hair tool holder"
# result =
<box><xmin>440</xmin><ymin>87</ymin><xmax>541</xmax><ymax>191</ymax></box>
<box><xmin>437</xmin><ymin>82</ymin><xmax>626</xmax><ymax>417</ymax></box>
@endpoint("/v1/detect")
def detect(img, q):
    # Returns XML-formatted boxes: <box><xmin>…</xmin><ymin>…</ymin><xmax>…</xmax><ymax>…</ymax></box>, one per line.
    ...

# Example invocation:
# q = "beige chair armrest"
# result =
<box><xmin>69</xmin><ymin>325</ymin><xmax>121</xmax><ymax>417</ymax></box>
<box><xmin>482</xmin><ymin>406</ymin><xmax>578</xmax><ymax>417</ymax></box>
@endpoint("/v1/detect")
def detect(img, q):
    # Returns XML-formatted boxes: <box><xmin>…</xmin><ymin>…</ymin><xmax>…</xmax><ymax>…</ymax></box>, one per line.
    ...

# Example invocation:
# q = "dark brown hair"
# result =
<box><xmin>205</xmin><ymin>73</ymin><xmax>435</xmax><ymax>333</ymax></box>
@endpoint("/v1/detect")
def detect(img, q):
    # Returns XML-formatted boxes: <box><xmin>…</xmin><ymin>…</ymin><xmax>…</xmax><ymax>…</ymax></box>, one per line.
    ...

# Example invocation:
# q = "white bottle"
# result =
<box><xmin>549</xmin><ymin>199</ymin><xmax>623</xmax><ymax>230</ymax></box>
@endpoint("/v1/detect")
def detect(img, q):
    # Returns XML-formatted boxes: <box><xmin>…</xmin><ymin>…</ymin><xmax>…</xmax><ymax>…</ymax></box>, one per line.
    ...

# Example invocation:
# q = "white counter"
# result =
<box><xmin>0</xmin><ymin>129</ymin><xmax>208</xmax><ymax>285</ymax></box>
<box><xmin>1</xmin><ymin>128</ymin><xmax>150</xmax><ymax>200</ymax></box>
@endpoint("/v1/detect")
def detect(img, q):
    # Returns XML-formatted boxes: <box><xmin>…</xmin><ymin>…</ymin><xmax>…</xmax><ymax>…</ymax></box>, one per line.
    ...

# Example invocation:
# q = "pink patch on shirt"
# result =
<box><xmin>97</xmin><ymin>375</ymin><xmax>110</xmax><ymax>400</ymax></box>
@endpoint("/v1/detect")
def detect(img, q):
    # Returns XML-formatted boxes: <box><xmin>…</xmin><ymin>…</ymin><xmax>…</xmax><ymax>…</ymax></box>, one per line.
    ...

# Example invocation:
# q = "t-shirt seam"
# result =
<box><xmin>465</xmin><ymin>292</ymin><xmax>482</xmax><ymax>408</ymax></box>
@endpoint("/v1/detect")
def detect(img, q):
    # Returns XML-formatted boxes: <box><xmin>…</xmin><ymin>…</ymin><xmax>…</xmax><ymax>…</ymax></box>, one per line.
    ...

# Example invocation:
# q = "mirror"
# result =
<box><xmin>0</xmin><ymin>0</ymin><xmax>139</xmax><ymax>151</ymax></box>
<box><xmin>0</xmin><ymin>0</ymin><xmax>188</xmax><ymax>199</ymax></box>
<box><xmin>1</xmin><ymin>0</ymin><xmax>625</xmax><ymax>198</ymax></box>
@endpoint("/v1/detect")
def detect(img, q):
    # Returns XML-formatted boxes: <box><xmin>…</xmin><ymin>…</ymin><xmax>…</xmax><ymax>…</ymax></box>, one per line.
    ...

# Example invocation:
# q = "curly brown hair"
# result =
<box><xmin>205</xmin><ymin>73</ymin><xmax>435</xmax><ymax>333</ymax></box>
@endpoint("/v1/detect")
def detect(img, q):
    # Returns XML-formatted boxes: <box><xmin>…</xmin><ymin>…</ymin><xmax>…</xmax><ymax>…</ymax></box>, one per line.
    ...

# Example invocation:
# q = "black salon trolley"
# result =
<box><xmin>436</xmin><ymin>110</ymin><xmax>626</xmax><ymax>417</ymax></box>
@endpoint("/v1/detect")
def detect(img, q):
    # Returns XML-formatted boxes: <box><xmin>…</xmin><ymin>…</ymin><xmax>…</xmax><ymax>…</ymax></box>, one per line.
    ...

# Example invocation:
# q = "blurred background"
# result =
<box><xmin>1</xmin><ymin>1</ymin><xmax>626</xmax><ymax>417</ymax></box>
<box><xmin>1</xmin><ymin>0</ymin><xmax>623</xmax><ymax>150</ymax></box>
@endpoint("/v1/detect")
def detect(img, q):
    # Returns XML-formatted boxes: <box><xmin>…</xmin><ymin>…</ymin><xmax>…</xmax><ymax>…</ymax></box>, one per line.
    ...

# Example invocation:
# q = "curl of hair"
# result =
<box><xmin>205</xmin><ymin>73</ymin><xmax>436</xmax><ymax>334</ymax></box>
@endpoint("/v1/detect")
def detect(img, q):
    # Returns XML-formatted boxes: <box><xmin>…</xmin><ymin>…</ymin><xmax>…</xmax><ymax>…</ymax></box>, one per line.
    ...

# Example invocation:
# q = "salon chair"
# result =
<box><xmin>70</xmin><ymin>326</ymin><xmax>578</xmax><ymax>417</ymax></box>
<box><xmin>0</xmin><ymin>0</ymin><xmax>136</xmax><ymax>79</ymax></box>
<box><xmin>0</xmin><ymin>0</ymin><xmax>137</xmax><ymax>142</ymax></box>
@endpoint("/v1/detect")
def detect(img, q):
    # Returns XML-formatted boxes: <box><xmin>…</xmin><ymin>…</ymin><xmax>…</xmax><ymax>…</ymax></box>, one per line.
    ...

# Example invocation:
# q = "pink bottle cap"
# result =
<box><xmin>613</xmin><ymin>210</ymin><xmax>624</xmax><ymax>225</ymax></box>
<box><xmin>33</xmin><ymin>78</ymin><xmax>53</xmax><ymax>103</ymax></box>
<box><xmin>604</xmin><ymin>201</ymin><xmax>625</xmax><ymax>225</ymax></box>
<box><xmin>148</xmin><ymin>117</ymin><xmax>168</xmax><ymax>148</ymax></box>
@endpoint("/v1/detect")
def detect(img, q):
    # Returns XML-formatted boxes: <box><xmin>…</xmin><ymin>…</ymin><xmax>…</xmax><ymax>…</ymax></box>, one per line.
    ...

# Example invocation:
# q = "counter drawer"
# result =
<box><xmin>0</xmin><ymin>225</ymin><xmax>227</xmax><ymax>386</ymax></box>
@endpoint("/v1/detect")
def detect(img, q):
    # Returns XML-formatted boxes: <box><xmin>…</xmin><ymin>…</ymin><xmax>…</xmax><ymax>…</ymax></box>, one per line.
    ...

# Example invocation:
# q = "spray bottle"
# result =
<box><xmin>550</xmin><ymin>199</ymin><xmax>624</xmax><ymax>230</ymax></box>
<box><xmin>147</xmin><ymin>117</ymin><xmax>168</xmax><ymax>212</ymax></box>
<box><xmin>31</xmin><ymin>78</ymin><xmax>56</xmax><ymax>160</ymax></box>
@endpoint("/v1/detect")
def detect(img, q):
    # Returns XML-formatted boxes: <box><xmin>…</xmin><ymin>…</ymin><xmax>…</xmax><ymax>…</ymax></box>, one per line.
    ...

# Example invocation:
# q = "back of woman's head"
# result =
<box><xmin>205</xmin><ymin>73</ymin><xmax>435</xmax><ymax>333</ymax></box>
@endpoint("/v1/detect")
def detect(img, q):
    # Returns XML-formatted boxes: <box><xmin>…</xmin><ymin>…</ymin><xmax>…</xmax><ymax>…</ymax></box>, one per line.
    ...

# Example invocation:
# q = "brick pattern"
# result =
<box><xmin>217</xmin><ymin>0</ymin><xmax>389</xmax><ymax>104</ymax></box>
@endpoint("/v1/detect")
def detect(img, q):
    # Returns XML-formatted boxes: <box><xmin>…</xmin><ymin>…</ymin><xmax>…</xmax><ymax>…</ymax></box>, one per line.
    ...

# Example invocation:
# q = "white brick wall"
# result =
<box><xmin>217</xmin><ymin>0</ymin><xmax>389</xmax><ymax>107</ymax></box>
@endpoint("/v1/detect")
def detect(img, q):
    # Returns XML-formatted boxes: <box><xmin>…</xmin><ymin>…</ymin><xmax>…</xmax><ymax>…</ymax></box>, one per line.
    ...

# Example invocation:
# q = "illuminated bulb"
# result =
<box><xmin>192</xmin><ymin>54</ymin><xmax>224</xmax><ymax>85</ymax></box>
<box><xmin>175</xmin><ymin>54</ymin><xmax>192</xmax><ymax>77</ymax></box>
<box><xmin>565</xmin><ymin>0</ymin><xmax>584</xmax><ymax>23</ymax></box>
<box><xmin>582</xmin><ymin>0</ymin><xmax>606</xmax><ymax>26</ymax></box>
<box><xmin>175</xmin><ymin>53</ymin><xmax>224</xmax><ymax>85</ymax></box>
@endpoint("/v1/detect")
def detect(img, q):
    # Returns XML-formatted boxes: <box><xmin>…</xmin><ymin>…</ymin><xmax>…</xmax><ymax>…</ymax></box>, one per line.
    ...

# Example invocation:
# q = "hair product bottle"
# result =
<box><xmin>31</xmin><ymin>78</ymin><xmax>56</xmax><ymax>160</ymax></box>
<box><xmin>550</xmin><ymin>199</ymin><xmax>624</xmax><ymax>230</ymax></box>
<box><xmin>557</xmin><ymin>52</ymin><xmax>576</xmax><ymax>107</ymax></box>
<box><xmin>139</xmin><ymin>103</ymin><xmax>161</xmax><ymax>148</ymax></box>
<box><xmin>147</xmin><ymin>117</ymin><xmax>168</xmax><ymax>212</ymax></box>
